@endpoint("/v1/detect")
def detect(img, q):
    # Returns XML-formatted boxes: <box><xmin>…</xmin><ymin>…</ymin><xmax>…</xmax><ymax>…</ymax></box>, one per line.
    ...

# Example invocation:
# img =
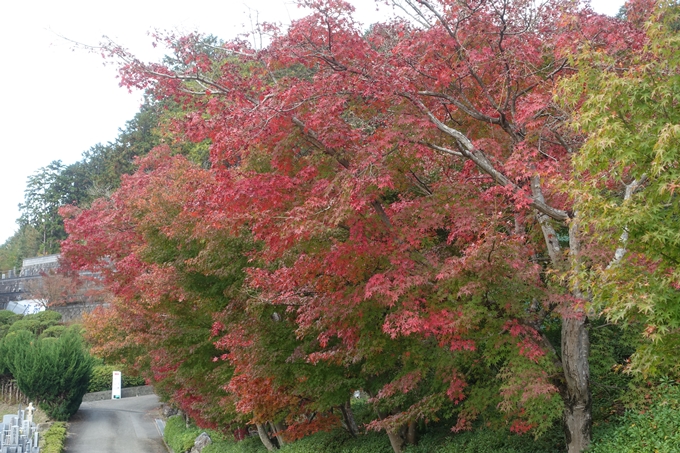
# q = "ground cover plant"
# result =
<box><xmin>587</xmin><ymin>382</ymin><xmax>680</xmax><ymax>453</ymax></box>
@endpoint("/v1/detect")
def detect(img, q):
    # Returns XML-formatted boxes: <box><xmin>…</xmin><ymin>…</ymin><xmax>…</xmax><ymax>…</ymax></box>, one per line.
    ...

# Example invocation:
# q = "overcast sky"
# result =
<box><xmin>0</xmin><ymin>0</ymin><xmax>624</xmax><ymax>245</ymax></box>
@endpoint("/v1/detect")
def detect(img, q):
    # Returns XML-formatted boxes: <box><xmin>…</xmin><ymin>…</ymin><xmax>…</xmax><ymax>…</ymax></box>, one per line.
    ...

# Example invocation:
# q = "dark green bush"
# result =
<box><xmin>165</xmin><ymin>415</ymin><xmax>204</xmax><ymax>453</ymax></box>
<box><xmin>88</xmin><ymin>364</ymin><xmax>146</xmax><ymax>392</ymax></box>
<box><xmin>0</xmin><ymin>311</ymin><xmax>22</xmax><ymax>340</ymax></box>
<box><xmin>0</xmin><ymin>330</ymin><xmax>34</xmax><ymax>376</ymax></box>
<box><xmin>159</xmin><ymin>418</ymin><xmax>566</xmax><ymax>453</ymax></box>
<box><xmin>5</xmin><ymin>327</ymin><xmax>93</xmax><ymax>420</ymax></box>
<box><xmin>41</xmin><ymin>421</ymin><xmax>68</xmax><ymax>453</ymax></box>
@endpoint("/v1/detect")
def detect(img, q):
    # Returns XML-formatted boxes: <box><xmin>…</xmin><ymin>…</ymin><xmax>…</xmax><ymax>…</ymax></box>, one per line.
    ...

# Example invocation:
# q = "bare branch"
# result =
<box><xmin>420</xmin><ymin>141</ymin><xmax>463</xmax><ymax>157</ymax></box>
<box><xmin>607</xmin><ymin>175</ymin><xmax>647</xmax><ymax>268</ymax></box>
<box><xmin>403</xmin><ymin>92</ymin><xmax>570</xmax><ymax>221</ymax></box>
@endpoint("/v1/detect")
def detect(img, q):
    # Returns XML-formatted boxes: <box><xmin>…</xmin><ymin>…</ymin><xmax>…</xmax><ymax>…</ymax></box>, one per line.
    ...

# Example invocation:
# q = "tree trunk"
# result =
<box><xmin>406</xmin><ymin>420</ymin><xmax>418</xmax><ymax>445</ymax></box>
<box><xmin>340</xmin><ymin>399</ymin><xmax>360</xmax><ymax>437</ymax></box>
<box><xmin>386</xmin><ymin>428</ymin><xmax>406</xmax><ymax>453</ymax></box>
<box><xmin>256</xmin><ymin>423</ymin><xmax>276</xmax><ymax>451</ymax></box>
<box><xmin>271</xmin><ymin>421</ymin><xmax>287</xmax><ymax>447</ymax></box>
<box><xmin>385</xmin><ymin>419</ymin><xmax>418</xmax><ymax>453</ymax></box>
<box><xmin>562</xmin><ymin>314</ymin><xmax>591</xmax><ymax>453</ymax></box>
<box><xmin>406</xmin><ymin>420</ymin><xmax>417</xmax><ymax>446</ymax></box>
<box><xmin>560</xmin><ymin>216</ymin><xmax>592</xmax><ymax>452</ymax></box>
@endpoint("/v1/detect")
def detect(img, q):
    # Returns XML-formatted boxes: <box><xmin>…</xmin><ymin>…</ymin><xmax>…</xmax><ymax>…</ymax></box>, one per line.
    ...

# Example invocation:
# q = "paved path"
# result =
<box><xmin>65</xmin><ymin>394</ymin><xmax>168</xmax><ymax>453</ymax></box>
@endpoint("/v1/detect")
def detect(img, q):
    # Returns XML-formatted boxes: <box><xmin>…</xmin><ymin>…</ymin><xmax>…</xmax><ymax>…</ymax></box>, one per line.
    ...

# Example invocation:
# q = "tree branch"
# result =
<box><xmin>403</xmin><ymin>93</ymin><xmax>570</xmax><ymax>222</ymax></box>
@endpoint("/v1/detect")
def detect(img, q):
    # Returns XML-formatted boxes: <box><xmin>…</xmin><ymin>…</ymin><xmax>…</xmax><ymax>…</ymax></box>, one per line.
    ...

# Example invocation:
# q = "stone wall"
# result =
<box><xmin>0</xmin><ymin>254</ymin><xmax>60</xmax><ymax>304</ymax></box>
<box><xmin>19</xmin><ymin>255</ymin><xmax>59</xmax><ymax>277</ymax></box>
<box><xmin>0</xmin><ymin>277</ymin><xmax>35</xmax><ymax>305</ymax></box>
<box><xmin>0</xmin><ymin>254</ymin><xmax>109</xmax><ymax>320</ymax></box>
<box><xmin>50</xmin><ymin>303</ymin><xmax>107</xmax><ymax>322</ymax></box>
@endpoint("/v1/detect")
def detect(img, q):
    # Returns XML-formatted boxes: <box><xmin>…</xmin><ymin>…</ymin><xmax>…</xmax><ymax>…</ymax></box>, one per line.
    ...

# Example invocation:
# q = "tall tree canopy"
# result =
<box><xmin>0</xmin><ymin>98</ymin><xmax>166</xmax><ymax>268</ymax></box>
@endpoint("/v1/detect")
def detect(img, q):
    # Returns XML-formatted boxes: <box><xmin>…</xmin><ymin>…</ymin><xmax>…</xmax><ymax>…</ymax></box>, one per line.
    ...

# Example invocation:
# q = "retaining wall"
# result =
<box><xmin>50</xmin><ymin>303</ymin><xmax>107</xmax><ymax>322</ymax></box>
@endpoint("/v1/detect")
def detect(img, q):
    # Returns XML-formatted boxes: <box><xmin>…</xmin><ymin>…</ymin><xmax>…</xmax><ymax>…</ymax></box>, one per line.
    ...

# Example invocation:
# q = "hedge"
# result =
<box><xmin>41</xmin><ymin>422</ymin><xmax>68</xmax><ymax>453</ymax></box>
<box><xmin>88</xmin><ymin>364</ymin><xmax>146</xmax><ymax>393</ymax></box>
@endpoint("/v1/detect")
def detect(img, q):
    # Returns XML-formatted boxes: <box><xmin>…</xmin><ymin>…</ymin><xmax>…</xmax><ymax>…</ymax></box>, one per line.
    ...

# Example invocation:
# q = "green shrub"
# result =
<box><xmin>161</xmin><ymin>421</ymin><xmax>564</xmax><ymax>453</ymax></box>
<box><xmin>279</xmin><ymin>429</ymin><xmax>393</xmax><ymax>453</ymax></box>
<box><xmin>0</xmin><ymin>312</ymin><xmax>22</xmax><ymax>339</ymax></box>
<box><xmin>0</xmin><ymin>310</ymin><xmax>22</xmax><ymax>328</ymax></box>
<box><xmin>1</xmin><ymin>330</ymin><xmax>34</xmax><ymax>376</ymax></box>
<box><xmin>588</xmin><ymin>383</ymin><xmax>680</xmax><ymax>453</ymax></box>
<box><xmin>165</xmin><ymin>415</ymin><xmax>204</xmax><ymax>453</ymax></box>
<box><xmin>39</xmin><ymin>325</ymin><xmax>67</xmax><ymax>339</ymax></box>
<box><xmin>41</xmin><ymin>421</ymin><xmax>68</xmax><ymax>453</ymax></box>
<box><xmin>400</xmin><ymin>426</ymin><xmax>564</xmax><ymax>453</ymax></box>
<box><xmin>5</xmin><ymin>328</ymin><xmax>93</xmax><ymax>420</ymax></box>
<box><xmin>8</xmin><ymin>311</ymin><xmax>62</xmax><ymax>337</ymax></box>
<box><xmin>88</xmin><ymin>364</ymin><xmax>146</xmax><ymax>392</ymax></box>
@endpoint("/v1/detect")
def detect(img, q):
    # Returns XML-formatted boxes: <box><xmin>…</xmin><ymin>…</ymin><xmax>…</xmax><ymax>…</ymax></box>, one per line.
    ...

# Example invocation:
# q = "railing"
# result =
<box><xmin>0</xmin><ymin>378</ymin><xmax>29</xmax><ymax>405</ymax></box>
<box><xmin>0</xmin><ymin>268</ymin><xmax>19</xmax><ymax>280</ymax></box>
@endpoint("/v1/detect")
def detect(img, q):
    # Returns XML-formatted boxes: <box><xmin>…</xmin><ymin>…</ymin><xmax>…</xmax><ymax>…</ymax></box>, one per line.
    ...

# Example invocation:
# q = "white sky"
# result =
<box><xmin>0</xmin><ymin>0</ymin><xmax>624</xmax><ymax>244</ymax></box>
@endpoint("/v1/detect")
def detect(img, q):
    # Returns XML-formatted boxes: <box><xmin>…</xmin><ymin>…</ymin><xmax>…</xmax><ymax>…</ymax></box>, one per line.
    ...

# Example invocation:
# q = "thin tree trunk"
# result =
<box><xmin>406</xmin><ymin>420</ymin><xmax>417</xmax><ymax>446</ymax></box>
<box><xmin>271</xmin><ymin>421</ymin><xmax>287</xmax><ymax>447</ymax></box>
<box><xmin>533</xmin><ymin>196</ymin><xmax>592</xmax><ymax>452</ymax></box>
<box><xmin>256</xmin><ymin>423</ymin><xmax>276</xmax><ymax>451</ymax></box>
<box><xmin>563</xmin><ymin>218</ymin><xmax>591</xmax><ymax>453</ymax></box>
<box><xmin>340</xmin><ymin>399</ymin><xmax>360</xmax><ymax>437</ymax></box>
<box><xmin>376</xmin><ymin>406</ymin><xmax>407</xmax><ymax>453</ymax></box>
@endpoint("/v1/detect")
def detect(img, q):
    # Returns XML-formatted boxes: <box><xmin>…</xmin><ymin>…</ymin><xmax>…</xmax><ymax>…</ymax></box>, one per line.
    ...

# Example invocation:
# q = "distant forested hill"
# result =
<box><xmin>0</xmin><ymin>97</ymin><xmax>210</xmax><ymax>270</ymax></box>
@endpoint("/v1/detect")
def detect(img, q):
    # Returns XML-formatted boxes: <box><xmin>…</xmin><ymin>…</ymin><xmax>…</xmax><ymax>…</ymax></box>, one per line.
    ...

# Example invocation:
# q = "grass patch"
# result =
<box><xmin>165</xmin><ymin>415</ymin><xmax>204</xmax><ymax>453</ymax></box>
<box><xmin>202</xmin><ymin>436</ymin><xmax>268</xmax><ymax>453</ymax></box>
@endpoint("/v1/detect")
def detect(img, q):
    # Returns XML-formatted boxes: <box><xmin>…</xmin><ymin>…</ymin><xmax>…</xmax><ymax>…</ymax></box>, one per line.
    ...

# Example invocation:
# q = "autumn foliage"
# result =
<box><xmin>58</xmin><ymin>0</ymin><xmax>666</xmax><ymax>451</ymax></box>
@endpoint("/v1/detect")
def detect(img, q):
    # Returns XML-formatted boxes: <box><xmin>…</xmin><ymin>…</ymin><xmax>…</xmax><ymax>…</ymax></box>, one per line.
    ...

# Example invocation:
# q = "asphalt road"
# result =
<box><xmin>65</xmin><ymin>394</ymin><xmax>168</xmax><ymax>453</ymax></box>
